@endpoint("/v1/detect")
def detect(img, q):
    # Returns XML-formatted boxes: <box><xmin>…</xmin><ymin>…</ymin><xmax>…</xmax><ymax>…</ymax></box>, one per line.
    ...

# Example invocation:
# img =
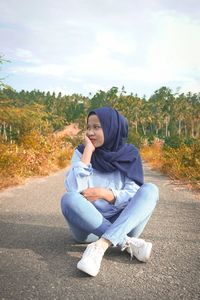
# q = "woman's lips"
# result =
<box><xmin>90</xmin><ymin>139</ymin><xmax>96</xmax><ymax>144</ymax></box>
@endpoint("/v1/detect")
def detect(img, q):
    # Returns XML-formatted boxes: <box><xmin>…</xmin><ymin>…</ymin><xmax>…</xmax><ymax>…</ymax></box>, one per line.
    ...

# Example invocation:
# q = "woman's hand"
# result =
<box><xmin>81</xmin><ymin>188</ymin><xmax>103</xmax><ymax>201</ymax></box>
<box><xmin>81</xmin><ymin>187</ymin><xmax>115</xmax><ymax>204</ymax></box>
<box><xmin>84</xmin><ymin>135</ymin><xmax>95</xmax><ymax>153</ymax></box>
<box><xmin>80</xmin><ymin>135</ymin><xmax>95</xmax><ymax>165</ymax></box>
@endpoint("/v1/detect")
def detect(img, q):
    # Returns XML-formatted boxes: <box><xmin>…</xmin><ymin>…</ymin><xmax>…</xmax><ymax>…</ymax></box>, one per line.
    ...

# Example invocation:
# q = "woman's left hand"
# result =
<box><xmin>81</xmin><ymin>187</ymin><xmax>115</xmax><ymax>203</ymax></box>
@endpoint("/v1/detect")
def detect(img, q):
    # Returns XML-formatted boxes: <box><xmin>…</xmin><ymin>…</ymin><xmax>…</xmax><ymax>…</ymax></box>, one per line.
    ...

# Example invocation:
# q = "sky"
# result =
<box><xmin>1</xmin><ymin>0</ymin><xmax>200</xmax><ymax>98</ymax></box>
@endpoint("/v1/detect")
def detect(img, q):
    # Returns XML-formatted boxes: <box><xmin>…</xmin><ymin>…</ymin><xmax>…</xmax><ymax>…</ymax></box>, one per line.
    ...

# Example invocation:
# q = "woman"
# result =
<box><xmin>61</xmin><ymin>106</ymin><xmax>159</xmax><ymax>277</ymax></box>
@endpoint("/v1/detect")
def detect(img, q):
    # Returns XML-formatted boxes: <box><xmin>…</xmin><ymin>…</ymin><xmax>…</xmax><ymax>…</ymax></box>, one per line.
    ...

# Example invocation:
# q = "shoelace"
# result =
<box><xmin>83</xmin><ymin>244</ymin><xmax>104</xmax><ymax>263</ymax></box>
<box><xmin>122</xmin><ymin>239</ymin><xmax>144</xmax><ymax>260</ymax></box>
<box><xmin>121</xmin><ymin>242</ymin><xmax>133</xmax><ymax>259</ymax></box>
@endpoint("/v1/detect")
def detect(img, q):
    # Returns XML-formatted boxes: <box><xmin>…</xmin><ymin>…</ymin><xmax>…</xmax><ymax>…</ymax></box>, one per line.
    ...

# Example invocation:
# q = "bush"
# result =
<box><xmin>128</xmin><ymin>128</ymin><xmax>143</xmax><ymax>148</ymax></box>
<box><xmin>141</xmin><ymin>138</ymin><xmax>200</xmax><ymax>189</ymax></box>
<box><xmin>140</xmin><ymin>138</ymin><xmax>164</xmax><ymax>169</ymax></box>
<box><xmin>163</xmin><ymin>141</ymin><xmax>200</xmax><ymax>182</ymax></box>
<box><xmin>0</xmin><ymin>131</ymin><xmax>73</xmax><ymax>189</ymax></box>
<box><xmin>164</xmin><ymin>135</ymin><xmax>196</xmax><ymax>149</ymax></box>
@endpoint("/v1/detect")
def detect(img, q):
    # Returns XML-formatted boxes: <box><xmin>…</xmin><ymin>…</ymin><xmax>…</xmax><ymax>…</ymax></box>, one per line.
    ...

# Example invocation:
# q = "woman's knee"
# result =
<box><xmin>71</xmin><ymin>231</ymin><xmax>99</xmax><ymax>244</ymax></box>
<box><xmin>141</xmin><ymin>183</ymin><xmax>159</xmax><ymax>202</ymax></box>
<box><xmin>60</xmin><ymin>191</ymin><xmax>80</xmax><ymax>215</ymax></box>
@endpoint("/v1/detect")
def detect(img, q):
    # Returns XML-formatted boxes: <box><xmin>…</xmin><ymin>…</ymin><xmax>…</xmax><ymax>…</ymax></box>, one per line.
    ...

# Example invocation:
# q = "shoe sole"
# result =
<box><xmin>141</xmin><ymin>242</ymin><xmax>152</xmax><ymax>262</ymax></box>
<box><xmin>77</xmin><ymin>260</ymin><xmax>99</xmax><ymax>277</ymax></box>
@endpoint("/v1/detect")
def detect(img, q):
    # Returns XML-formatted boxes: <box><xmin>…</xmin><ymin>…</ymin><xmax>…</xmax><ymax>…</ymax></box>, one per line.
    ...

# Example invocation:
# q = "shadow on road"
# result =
<box><xmin>0</xmin><ymin>215</ymin><xmax>143</xmax><ymax>280</ymax></box>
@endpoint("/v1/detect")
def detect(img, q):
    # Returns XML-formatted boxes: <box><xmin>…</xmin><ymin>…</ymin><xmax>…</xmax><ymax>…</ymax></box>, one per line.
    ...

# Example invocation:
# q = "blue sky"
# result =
<box><xmin>1</xmin><ymin>0</ymin><xmax>200</xmax><ymax>97</ymax></box>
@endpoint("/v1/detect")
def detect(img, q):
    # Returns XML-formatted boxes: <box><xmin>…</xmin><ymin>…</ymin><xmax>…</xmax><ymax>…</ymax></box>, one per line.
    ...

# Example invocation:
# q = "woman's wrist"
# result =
<box><xmin>102</xmin><ymin>188</ymin><xmax>115</xmax><ymax>204</ymax></box>
<box><xmin>81</xmin><ymin>145</ymin><xmax>94</xmax><ymax>165</ymax></box>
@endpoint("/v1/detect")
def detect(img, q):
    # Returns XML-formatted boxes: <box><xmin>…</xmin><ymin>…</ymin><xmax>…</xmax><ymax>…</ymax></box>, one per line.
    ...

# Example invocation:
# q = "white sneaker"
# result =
<box><xmin>77</xmin><ymin>242</ymin><xmax>105</xmax><ymax>276</ymax></box>
<box><xmin>123</xmin><ymin>237</ymin><xmax>152</xmax><ymax>262</ymax></box>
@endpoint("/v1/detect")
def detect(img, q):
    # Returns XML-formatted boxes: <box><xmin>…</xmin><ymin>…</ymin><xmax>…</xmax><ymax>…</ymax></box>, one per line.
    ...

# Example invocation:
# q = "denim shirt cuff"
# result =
<box><xmin>73</xmin><ymin>161</ymin><xmax>93</xmax><ymax>176</ymax></box>
<box><xmin>110</xmin><ymin>188</ymin><xmax>119</xmax><ymax>207</ymax></box>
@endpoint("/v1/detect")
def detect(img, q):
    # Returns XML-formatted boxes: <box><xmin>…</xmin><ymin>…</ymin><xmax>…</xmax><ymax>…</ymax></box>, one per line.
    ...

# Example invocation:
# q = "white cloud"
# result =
<box><xmin>83</xmin><ymin>83</ymin><xmax>111</xmax><ymax>94</ymax></box>
<box><xmin>10</xmin><ymin>64</ymin><xmax>68</xmax><ymax>76</ymax></box>
<box><xmin>16</xmin><ymin>48</ymin><xmax>33</xmax><ymax>59</ymax></box>
<box><xmin>1</xmin><ymin>0</ymin><xmax>200</xmax><ymax>96</ymax></box>
<box><xmin>67</xmin><ymin>76</ymin><xmax>83</xmax><ymax>83</ymax></box>
<box><xmin>180</xmin><ymin>79</ymin><xmax>200</xmax><ymax>95</ymax></box>
<box><xmin>71</xmin><ymin>48</ymin><xmax>124</xmax><ymax>77</ymax></box>
<box><xmin>147</xmin><ymin>13</ymin><xmax>200</xmax><ymax>80</ymax></box>
<box><xmin>96</xmin><ymin>32</ymin><xmax>137</xmax><ymax>55</ymax></box>
<box><xmin>15</xmin><ymin>48</ymin><xmax>42</xmax><ymax>63</ymax></box>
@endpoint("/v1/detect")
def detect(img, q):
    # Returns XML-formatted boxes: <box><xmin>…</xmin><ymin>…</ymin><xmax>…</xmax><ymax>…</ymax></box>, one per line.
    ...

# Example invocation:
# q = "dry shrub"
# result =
<box><xmin>162</xmin><ymin>144</ymin><xmax>200</xmax><ymax>187</ymax></box>
<box><xmin>57</xmin><ymin>148</ymin><xmax>72</xmax><ymax>168</ymax></box>
<box><xmin>140</xmin><ymin>138</ymin><xmax>164</xmax><ymax>169</ymax></box>
<box><xmin>0</xmin><ymin>130</ymin><xmax>73</xmax><ymax>190</ymax></box>
<box><xmin>141</xmin><ymin>138</ymin><xmax>200</xmax><ymax>189</ymax></box>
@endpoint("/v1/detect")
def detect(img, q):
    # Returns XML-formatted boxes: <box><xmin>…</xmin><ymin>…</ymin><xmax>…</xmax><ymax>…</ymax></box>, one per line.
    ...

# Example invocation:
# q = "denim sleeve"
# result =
<box><xmin>111</xmin><ymin>178</ymin><xmax>140</xmax><ymax>210</ymax></box>
<box><xmin>64</xmin><ymin>150</ymin><xmax>93</xmax><ymax>192</ymax></box>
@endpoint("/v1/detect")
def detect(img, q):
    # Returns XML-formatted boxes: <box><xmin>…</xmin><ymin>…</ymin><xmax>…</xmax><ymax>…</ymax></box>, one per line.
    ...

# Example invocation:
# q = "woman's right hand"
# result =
<box><xmin>80</xmin><ymin>135</ymin><xmax>95</xmax><ymax>165</ymax></box>
<box><xmin>84</xmin><ymin>135</ymin><xmax>95</xmax><ymax>153</ymax></box>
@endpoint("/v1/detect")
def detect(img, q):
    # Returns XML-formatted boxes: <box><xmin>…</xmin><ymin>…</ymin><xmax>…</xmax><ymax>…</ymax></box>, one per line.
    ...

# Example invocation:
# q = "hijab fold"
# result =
<box><xmin>77</xmin><ymin>107</ymin><xmax>144</xmax><ymax>186</ymax></box>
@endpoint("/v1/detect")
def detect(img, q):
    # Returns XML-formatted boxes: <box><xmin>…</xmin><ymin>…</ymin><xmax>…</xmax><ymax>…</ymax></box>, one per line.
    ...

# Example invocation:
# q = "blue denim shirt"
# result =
<box><xmin>65</xmin><ymin>149</ymin><xmax>140</xmax><ymax>218</ymax></box>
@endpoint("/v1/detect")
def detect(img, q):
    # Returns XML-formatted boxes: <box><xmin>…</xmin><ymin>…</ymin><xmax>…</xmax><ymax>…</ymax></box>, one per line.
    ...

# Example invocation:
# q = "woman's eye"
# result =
<box><xmin>86</xmin><ymin>125</ymin><xmax>101</xmax><ymax>130</ymax></box>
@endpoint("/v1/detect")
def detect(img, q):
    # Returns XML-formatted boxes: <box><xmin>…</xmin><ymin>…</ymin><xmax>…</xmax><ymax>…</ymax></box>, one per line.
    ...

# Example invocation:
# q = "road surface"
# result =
<box><xmin>0</xmin><ymin>164</ymin><xmax>199</xmax><ymax>300</ymax></box>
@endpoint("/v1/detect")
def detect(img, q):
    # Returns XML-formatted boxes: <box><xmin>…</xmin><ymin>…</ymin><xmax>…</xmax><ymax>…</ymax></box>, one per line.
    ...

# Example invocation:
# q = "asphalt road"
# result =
<box><xmin>0</xmin><ymin>164</ymin><xmax>199</xmax><ymax>300</ymax></box>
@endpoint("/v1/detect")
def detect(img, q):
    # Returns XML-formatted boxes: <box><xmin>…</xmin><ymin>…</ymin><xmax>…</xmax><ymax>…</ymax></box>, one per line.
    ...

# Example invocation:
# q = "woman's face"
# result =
<box><xmin>86</xmin><ymin>114</ymin><xmax>104</xmax><ymax>148</ymax></box>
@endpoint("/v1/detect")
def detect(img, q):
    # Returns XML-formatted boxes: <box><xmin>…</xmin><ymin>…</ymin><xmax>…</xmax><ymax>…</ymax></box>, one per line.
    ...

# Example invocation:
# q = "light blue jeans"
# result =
<box><xmin>61</xmin><ymin>183</ymin><xmax>159</xmax><ymax>249</ymax></box>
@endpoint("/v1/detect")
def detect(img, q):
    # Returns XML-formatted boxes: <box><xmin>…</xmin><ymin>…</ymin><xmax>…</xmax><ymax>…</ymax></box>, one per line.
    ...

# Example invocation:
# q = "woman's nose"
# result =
<box><xmin>87</xmin><ymin>128</ymin><xmax>95</xmax><ymax>135</ymax></box>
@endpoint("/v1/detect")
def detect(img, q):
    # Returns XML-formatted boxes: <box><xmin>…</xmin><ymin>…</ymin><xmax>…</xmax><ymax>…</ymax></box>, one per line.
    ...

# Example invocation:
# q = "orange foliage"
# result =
<box><xmin>0</xmin><ymin>130</ymin><xmax>73</xmax><ymax>190</ymax></box>
<box><xmin>140</xmin><ymin>138</ymin><xmax>164</xmax><ymax>169</ymax></box>
<box><xmin>141</xmin><ymin>139</ymin><xmax>200</xmax><ymax>190</ymax></box>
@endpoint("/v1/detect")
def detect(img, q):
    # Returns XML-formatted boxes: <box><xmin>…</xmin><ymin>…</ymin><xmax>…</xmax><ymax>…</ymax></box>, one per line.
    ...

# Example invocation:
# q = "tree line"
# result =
<box><xmin>0</xmin><ymin>85</ymin><xmax>199</xmax><ymax>146</ymax></box>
